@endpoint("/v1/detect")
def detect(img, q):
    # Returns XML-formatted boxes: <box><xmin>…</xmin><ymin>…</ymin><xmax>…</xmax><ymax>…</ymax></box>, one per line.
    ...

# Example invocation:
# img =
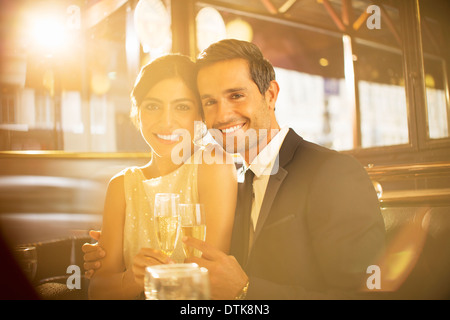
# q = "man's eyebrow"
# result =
<box><xmin>225</xmin><ymin>87</ymin><xmax>247</xmax><ymax>94</ymax></box>
<box><xmin>200</xmin><ymin>87</ymin><xmax>247</xmax><ymax>100</ymax></box>
<box><xmin>200</xmin><ymin>94</ymin><xmax>212</xmax><ymax>100</ymax></box>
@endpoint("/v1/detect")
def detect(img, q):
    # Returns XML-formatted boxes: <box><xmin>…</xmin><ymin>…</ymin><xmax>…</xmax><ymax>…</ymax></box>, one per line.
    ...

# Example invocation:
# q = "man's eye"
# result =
<box><xmin>176</xmin><ymin>104</ymin><xmax>190</xmax><ymax>111</ymax></box>
<box><xmin>203</xmin><ymin>99</ymin><xmax>216</xmax><ymax>107</ymax></box>
<box><xmin>231</xmin><ymin>93</ymin><xmax>244</xmax><ymax>99</ymax></box>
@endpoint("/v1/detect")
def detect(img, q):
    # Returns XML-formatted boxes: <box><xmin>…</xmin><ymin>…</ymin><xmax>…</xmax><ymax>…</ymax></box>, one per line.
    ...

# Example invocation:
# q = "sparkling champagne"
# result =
<box><xmin>182</xmin><ymin>224</ymin><xmax>206</xmax><ymax>258</ymax></box>
<box><xmin>156</xmin><ymin>216</ymin><xmax>180</xmax><ymax>256</ymax></box>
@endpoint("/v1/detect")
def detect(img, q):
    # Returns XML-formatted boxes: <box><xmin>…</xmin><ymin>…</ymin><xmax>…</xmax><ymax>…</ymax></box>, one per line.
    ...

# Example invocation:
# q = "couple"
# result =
<box><xmin>85</xmin><ymin>39</ymin><xmax>385</xmax><ymax>300</ymax></box>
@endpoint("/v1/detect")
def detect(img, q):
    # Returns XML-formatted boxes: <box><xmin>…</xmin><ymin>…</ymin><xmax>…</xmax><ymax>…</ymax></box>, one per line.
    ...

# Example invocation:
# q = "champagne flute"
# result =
<box><xmin>179</xmin><ymin>203</ymin><xmax>206</xmax><ymax>258</ymax></box>
<box><xmin>154</xmin><ymin>193</ymin><xmax>180</xmax><ymax>256</ymax></box>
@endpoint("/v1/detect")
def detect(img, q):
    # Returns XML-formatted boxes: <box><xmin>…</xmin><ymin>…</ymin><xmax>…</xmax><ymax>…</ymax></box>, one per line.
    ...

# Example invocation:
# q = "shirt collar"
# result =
<box><xmin>243</xmin><ymin>127</ymin><xmax>289</xmax><ymax>178</ymax></box>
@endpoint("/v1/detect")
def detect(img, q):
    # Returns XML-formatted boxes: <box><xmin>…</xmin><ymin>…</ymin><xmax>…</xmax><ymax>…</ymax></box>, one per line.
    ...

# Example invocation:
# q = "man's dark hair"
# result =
<box><xmin>196</xmin><ymin>39</ymin><xmax>275</xmax><ymax>95</ymax></box>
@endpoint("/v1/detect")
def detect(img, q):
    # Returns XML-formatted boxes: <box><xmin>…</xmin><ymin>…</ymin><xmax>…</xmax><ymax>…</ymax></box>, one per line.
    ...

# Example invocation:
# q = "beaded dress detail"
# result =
<box><xmin>122</xmin><ymin>153</ymin><xmax>200</xmax><ymax>268</ymax></box>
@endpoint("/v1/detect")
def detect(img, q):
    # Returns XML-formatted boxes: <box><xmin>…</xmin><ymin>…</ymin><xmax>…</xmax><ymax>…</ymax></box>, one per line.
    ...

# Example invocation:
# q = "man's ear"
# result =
<box><xmin>265</xmin><ymin>80</ymin><xmax>280</xmax><ymax>111</ymax></box>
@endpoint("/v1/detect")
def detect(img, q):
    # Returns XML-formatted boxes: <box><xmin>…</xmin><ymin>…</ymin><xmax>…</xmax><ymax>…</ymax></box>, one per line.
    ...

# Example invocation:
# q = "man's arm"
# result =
<box><xmin>306</xmin><ymin>154</ymin><xmax>386</xmax><ymax>293</ymax></box>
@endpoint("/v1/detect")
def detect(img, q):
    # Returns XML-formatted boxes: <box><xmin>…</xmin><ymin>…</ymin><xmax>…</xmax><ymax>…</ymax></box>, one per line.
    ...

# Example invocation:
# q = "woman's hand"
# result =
<box><xmin>131</xmin><ymin>248</ymin><xmax>175</xmax><ymax>286</ymax></box>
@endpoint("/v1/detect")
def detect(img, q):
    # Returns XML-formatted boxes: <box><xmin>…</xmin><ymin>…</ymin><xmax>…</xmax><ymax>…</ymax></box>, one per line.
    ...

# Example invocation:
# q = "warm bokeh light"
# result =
<box><xmin>319</xmin><ymin>58</ymin><xmax>329</xmax><ymax>67</ymax></box>
<box><xmin>361</xmin><ymin>207</ymin><xmax>431</xmax><ymax>293</ymax></box>
<box><xmin>42</xmin><ymin>70</ymin><xmax>55</xmax><ymax>96</ymax></box>
<box><xmin>196</xmin><ymin>7</ymin><xmax>227</xmax><ymax>52</ymax></box>
<box><xmin>28</xmin><ymin>14</ymin><xmax>67</xmax><ymax>56</ymax></box>
<box><xmin>90</xmin><ymin>72</ymin><xmax>111</xmax><ymax>96</ymax></box>
<box><xmin>226</xmin><ymin>18</ymin><xmax>253</xmax><ymax>42</ymax></box>
<box><xmin>425</xmin><ymin>74</ymin><xmax>436</xmax><ymax>88</ymax></box>
<box><xmin>134</xmin><ymin>0</ymin><xmax>172</xmax><ymax>59</ymax></box>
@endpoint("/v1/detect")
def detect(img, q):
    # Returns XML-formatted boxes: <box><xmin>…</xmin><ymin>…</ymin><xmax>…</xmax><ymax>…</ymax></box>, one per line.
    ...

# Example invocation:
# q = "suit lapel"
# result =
<box><xmin>249</xmin><ymin>129</ymin><xmax>303</xmax><ymax>255</ymax></box>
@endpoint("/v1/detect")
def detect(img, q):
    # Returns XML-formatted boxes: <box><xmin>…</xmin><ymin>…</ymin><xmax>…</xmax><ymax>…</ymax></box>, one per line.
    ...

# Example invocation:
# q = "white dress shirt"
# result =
<box><xmin>238</xmin><ymin>127</ymin><xmax>289</xmax><ymax>232</ymax></box>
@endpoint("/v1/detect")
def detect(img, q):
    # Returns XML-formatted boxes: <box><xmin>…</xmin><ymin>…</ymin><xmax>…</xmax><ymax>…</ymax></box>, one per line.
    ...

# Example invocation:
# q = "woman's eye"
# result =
<box><xmin>143</xmin><ymin>103</ymin><xmax>160</xmax><ymax>111</ymax></box>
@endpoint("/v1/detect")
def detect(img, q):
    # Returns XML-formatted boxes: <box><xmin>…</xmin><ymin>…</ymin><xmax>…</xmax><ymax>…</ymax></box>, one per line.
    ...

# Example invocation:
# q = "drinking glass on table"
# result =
<box><xmin>179</xmin><ymin>203</ymin><xmax>206</xmax><ymax>258</ymax></box>
<box><xmin>14</xmin><ymin>246</ymin><xmax>37</xmax><ymax>282</ymax></box>
<box><xmin>144</xmin><ymin>263</ymin><xmax>210</xmax><ymax>300</ymax></box>
<box><xmin>154</xmin><ymin>193</ymin><xmax>180</xmax><ymax>257</ymax></box>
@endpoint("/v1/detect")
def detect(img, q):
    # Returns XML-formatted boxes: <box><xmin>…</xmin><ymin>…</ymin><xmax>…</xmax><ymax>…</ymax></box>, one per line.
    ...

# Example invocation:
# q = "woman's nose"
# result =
<box><xmin>161</xmin><ymin>107</ymin><xmax>174</xmax><ymax>126</ymax></box>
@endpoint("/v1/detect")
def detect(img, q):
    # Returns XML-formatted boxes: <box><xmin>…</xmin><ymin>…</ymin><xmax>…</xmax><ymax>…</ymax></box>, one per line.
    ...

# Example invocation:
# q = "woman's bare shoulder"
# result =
<box><xmin>199</xmin><ymin>146</ymin><xmax>237</xmax><ymax>179</ymax></box>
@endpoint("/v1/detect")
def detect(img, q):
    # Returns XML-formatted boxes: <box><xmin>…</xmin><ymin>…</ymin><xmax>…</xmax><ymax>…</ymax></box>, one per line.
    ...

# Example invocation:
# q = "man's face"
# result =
<box><xmin>197</xmin><ymin>58</ymin><xmax>278</xmax><ymax>161</ymax></box>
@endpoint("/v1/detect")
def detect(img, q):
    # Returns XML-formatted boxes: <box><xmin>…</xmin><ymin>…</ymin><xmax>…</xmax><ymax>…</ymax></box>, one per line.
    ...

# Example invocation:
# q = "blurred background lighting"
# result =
<box><xmin>90</xmin><ymin>72</ymin><xmax>111</xmax><ymax>96</ymax></box>
<box><xmin>425</xmin><ymin>74</ymin><xmax>436</xmax><ymax>88</ymax></box>
<box><xmin>319</xmin><ymin>58</ymin><xmax>329</xmax><ymax>67</ymax></box>
<box><xmin>196</xmin><ymin>7</ymin><xmax>227</xmax><ymax>52</ymax></box>
<box><xmin>28</xmin><ymin>14</ymin><xmax>67</xmax><ymax>56</ymax></box>
<box><xmin>42</xmin><ymin>70</ymin><xmax>55</xmax><ymax>96</ymax></box>
<box><xmin>226</xmin><ymin>18</ymin><xmax>253</xmax><ymax>42</ymax></box>
<box><xmin>134</xmin><ymin>0</ymin><xmax>172</xmax><ymax>60</ymax></box>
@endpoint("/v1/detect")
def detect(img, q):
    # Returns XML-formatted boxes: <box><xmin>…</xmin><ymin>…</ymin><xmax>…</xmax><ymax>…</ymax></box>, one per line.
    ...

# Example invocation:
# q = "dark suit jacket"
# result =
<box><xmin>230</xmin><ymin>129</ymin><xmax>386</xmax><ymax>299</ymax></box>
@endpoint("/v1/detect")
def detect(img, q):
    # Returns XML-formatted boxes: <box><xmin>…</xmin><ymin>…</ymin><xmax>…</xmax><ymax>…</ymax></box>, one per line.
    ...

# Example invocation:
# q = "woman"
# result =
<box><xmin>88</xmin><ymin>54</ymin><xmax>237</xmax><ymax>300</ymax></box>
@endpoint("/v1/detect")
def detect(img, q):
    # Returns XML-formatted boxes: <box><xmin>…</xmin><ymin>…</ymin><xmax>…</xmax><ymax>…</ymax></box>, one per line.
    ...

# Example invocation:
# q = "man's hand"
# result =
<box><xmin>183</xmin><ymin>236</ymin><xmax>248</xmax><ymax>300</ymax></box>
<box><xmin>82</xmin><ymin>230</ymin><xmax>105</xmax><ymax>279</ymax></box>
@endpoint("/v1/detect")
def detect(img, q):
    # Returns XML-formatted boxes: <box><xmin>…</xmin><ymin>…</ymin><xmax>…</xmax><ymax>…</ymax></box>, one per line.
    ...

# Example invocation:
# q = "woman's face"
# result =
<box><xmin>139</xmin><ymin>77</ymin><xmax>201</xmax><ymax>159</ymax></box>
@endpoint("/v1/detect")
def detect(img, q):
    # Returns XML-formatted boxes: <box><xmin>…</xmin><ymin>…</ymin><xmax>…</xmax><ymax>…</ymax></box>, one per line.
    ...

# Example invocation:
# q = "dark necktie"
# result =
<box><xmin>230</xmin><ymin>167</ymin><xmax>255</xmax><ymax>266</ymax></box>
<box><xmin>242</xmin><ymin>168</ymin><xmax>255</xmax><ymax>261</ymax></box>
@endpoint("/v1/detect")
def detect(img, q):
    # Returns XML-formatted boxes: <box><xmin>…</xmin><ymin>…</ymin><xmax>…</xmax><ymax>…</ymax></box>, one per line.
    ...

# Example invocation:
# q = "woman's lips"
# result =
<box><xmin>154</xmin><ymin>133</ymin><xmax>181</xmax><ymax>143</ymax></box>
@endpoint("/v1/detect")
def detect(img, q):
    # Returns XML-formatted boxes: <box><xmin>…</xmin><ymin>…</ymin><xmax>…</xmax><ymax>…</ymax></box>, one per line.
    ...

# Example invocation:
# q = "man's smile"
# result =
<box><xmin>216</xmin><ymin>122</ymin><xmax>247</xmax><ymax>135</ymax></box>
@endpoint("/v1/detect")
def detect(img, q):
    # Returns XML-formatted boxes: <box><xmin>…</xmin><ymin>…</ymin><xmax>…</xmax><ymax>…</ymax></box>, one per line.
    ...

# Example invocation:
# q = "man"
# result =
<box><xmin>83</xmin><ymin>39</ymin><xmax>385</xmax><ymax>300</ymax></box>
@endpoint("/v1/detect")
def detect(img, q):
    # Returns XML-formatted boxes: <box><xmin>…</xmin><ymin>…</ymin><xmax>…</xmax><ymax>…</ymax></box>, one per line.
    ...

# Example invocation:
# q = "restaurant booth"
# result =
<box><xmin>0</xmin><ymin>0</ymin><xmax>449</xmax><ymax>300</ymax></box>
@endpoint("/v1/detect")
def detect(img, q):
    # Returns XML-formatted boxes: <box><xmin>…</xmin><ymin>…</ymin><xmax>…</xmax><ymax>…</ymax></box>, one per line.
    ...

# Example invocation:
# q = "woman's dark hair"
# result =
<box><xmin>196</xmin><ymin>39</ymin><xmax>275</xmax><ymax>95</ymax></box>
<box><xmin>130</xmin><ymin>54</ymin><xmax>200</xmax><ymax>128</ymax></box>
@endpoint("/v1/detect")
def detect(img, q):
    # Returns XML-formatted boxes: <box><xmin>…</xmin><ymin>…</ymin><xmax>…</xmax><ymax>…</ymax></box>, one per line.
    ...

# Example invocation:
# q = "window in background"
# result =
<box><xmin>356</xmin><ymin>44</ymin><xmax>408</xmax><ymax>148</ymax></box>
<box><xmin>0</xmin><ymin>90</ymin><xmax>16</xmax><ymax>125</ymax></box>
<box><xmin>0</xmin><ymin>0</ymin><xmax>173</xmax><ymax>153</ymax></box>
<box><xmin>424</xmin><ymin>57</ymin><xmax>449</xmax><ymax>139</ymax></box>
<box><xmin>252</xmin><ymin>22</ymin><xmax>354</xmax><ymax>151</ymax></box>
<box><xmin>420</xmin><ymin>0</ymin><xmax>450</xmax><ymax>141</ymax></box>
<box><xmin>348</xmin><ymin>1</ymin><xmax>410</xmax><ymax>149</ymax></box>
<box><xmin>275</xmin><ymin>68</ymin><xmax>353</xmax><ymax>151</ymax></box>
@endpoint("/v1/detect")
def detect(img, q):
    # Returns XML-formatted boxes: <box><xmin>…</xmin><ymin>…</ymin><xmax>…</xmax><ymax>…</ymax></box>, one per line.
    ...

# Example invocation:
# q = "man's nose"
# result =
<box><xmin>214</xmin><ymin>99</ymin><xmax>234</xmax><ymax>122</ymax></box>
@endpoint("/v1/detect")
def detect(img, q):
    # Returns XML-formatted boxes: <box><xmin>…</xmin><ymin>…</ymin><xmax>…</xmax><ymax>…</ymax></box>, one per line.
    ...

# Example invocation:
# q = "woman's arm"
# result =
<box><xmin>88</xmin><ymin>173</ymin><xmax>142</xmax><ymax>300</ymax></box>
<box><xmin>197</xmin><ymin>148</ymin><xmax>237</xmax><ymax>254</ymax></box>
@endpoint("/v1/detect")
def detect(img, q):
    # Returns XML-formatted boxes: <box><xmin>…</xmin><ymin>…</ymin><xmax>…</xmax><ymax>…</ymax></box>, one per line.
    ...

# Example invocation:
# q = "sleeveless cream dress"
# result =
<box><xmin>122</xmin><ymin>153</ymin><xmax>200</xmax><ymax>269</ymax></box>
